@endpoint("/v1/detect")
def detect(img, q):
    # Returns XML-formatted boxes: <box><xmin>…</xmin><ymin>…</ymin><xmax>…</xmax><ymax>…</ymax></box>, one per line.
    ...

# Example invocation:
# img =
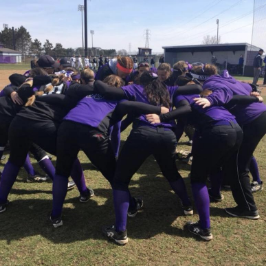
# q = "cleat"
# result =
<box><xmin>102</xmin><ymin>225</ymin><xmax>128</xmax><ymax>245</ymax></box>
<box><xmin>128</xmin><ymin>197</ymin><xmax>143</xmax><ymax>218</ymax></box>
<box><xmin>79</xmin><ymin>188</ymin><xmax>95</xmax><ymax>203</ymax></box>
<box><xmin>50</xmin><ymin>216</ymin><xmax>63</xmax><ymax>228</ymax></box>
<box><xmin>225</xmin><ymin>206</ymin><xmax>260</xmax><ymax>220</ymax></box>
<box><xmin>185</xmin><ymin>221</ymin><xmax>213</xmax><ymax>241</ymax></box>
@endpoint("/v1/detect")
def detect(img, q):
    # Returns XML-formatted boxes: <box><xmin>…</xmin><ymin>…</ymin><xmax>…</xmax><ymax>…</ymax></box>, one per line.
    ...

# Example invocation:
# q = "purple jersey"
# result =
<box><xmin>204</xmin><ymin>75</ymin><xmax>266</xmax><ymax>125</ymax></box>
<box><xmin>175</xmin><ymin>94</ymin><xmax>236</xmax><ymax>128</ymax></box>
<box><xmin>121</xmin><ymin>84</ymin><xmax>177</xmax><ymax>128</ymax></box>
<box><xmin>64</xmin><ymin>94</ymin><xmax>120</xmax><ymax>131</ymax></box>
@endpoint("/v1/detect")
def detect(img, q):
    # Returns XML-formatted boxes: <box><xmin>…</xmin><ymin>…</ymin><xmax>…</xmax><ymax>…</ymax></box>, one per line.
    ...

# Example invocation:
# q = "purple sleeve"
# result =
<box><xmin>110</xmin><ymin>121</ymin><xmax>121</xmax><ymax>158</ymax></box>
<box><xmin>121</xmin><ymin>86</ymin><xmax>136</xmax><ymax>101</ymax></box>
<box><xmin>0</xmin><ymin>90</ymin><xmax>5</xmax><ymax>97</ymax></box>
<box><xmin>206</xmin><ymin>87</ymin><xmax>233</xmax><ymax>106</ymax></box>
<box><xmin>173</xmin><ymin>95</ymin><xmax>185</xmax><ymax>106</ymax></box>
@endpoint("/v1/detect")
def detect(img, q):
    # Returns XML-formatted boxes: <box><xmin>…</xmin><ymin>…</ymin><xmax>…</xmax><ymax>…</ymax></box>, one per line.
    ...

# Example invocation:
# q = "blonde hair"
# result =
<box><xmin>103</xmin><ymin>75</ymin><xmax>125</xmax><ymax>88</ymax></box>
<box><xmin>173</xmin><ymin>61</ymin><xmax>188</xmax><ymax>73</ymax></box>
<box><xmin>192</xmin><ymin>64</ymin><xmax>218</xmax><ymax>76</ymax></box>
<box><xmin>81</xmin><ymin>68</ymin><xmax>94</xmax><ymax>83</ymax></box>
<box><xmin>157</xmin><ymin>63</ymin><xmax>171</xmax><ymax>73</ymax></box>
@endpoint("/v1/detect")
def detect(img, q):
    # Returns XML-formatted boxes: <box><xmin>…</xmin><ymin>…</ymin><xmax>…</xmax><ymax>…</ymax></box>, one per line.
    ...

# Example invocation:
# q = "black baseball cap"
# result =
<box><xmin>9</xmin><ymin>73</ymin><xmax>27</xmax><ymax>87</ymax></box>
<box><xmin>60</xmin><ymin>58</ymin><xmax>71</xmax><ymax>67</ymax></box>
<box><xmin>37</xmin><ymin>55</ymin><xmax>59</xmax><ymax>68</ymax></box>
<box><xmin>259</xmin><ymin>49</ymin><xmax>264</xmax><ymax>52</ymax></box>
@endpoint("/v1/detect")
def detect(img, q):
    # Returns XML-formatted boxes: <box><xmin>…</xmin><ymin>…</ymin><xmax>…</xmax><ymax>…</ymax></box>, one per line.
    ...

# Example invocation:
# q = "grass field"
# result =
<box><xmin>0</xmin><ymin>67</ymin><xmax>266</xmax><ymax>265</ymax></box>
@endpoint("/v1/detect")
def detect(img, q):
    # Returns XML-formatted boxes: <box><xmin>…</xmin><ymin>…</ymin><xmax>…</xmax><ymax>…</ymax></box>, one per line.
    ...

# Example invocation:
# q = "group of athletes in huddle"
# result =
<box><xmin>0</xmin><ymin>54</ymin><xmax>265</xmax><ymax>245</ymax></box>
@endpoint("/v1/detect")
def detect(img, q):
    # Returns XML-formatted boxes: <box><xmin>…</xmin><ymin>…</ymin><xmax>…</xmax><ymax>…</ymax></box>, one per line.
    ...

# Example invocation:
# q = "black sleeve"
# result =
<box><xmin>36</xmin><ymin>94</ymin><xmax>67</xmax><ymax>107</ymax></box>
<box><xmin>33</xmin><ymin>75</ymin><xmax>52</xmax><ymax>87</ymax></box>
<box><xmin>114</xmin><ymin>101</ymin><xmax>161</xmax><ymax>121</ymax></box>
<box><xmin>225</xmin><ymin>95</ymin><xmax>259</xmax><ymax>110</ymax></box>
<box><xmin>3</xmin><ymin>85</ymin><xmax>18</xmax><ymax>97</ymax></box>
<box><xmin>160</xmin><ymin>100</ymin><xmax>191</xmax><ymax>122</ymax></box>
<box><xmin>66</xmin><ymin>83</ymin><xmax>95</xmax><ymax>100</ymax></box>
<box><xmin>173</xmin><ymin>84</ymin><xmax>203</xmax><ymax>98</ymax></box>
<box><xmin>94</xmin><ymin>80</ymin><xmax>127</xmax><ymax>100</ymax></box>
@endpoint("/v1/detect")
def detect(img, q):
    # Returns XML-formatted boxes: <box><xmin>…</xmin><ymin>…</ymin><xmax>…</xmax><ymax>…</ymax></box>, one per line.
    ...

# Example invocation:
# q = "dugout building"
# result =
<box><xmin>163</xmin><ymin>43</ymin><xmax>262</xmax><ymax>76</ymax></box>
<box><xmin>0</xmin><ymin>43</ymin><xmax>22</xmax><ymax>64</ymax></box>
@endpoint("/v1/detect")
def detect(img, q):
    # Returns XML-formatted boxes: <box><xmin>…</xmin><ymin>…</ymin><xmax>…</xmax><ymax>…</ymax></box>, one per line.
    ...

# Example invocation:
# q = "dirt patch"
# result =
<box><xmin>0</xmin><ymin>69</ymin><xmax>27</xmax><ymax>90</ymax></box>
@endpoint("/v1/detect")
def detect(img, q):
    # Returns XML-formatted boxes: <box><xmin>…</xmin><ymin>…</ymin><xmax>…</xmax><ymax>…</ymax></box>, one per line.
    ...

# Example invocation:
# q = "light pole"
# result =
<box><xmin>90</xmin><ymin>30</ymin><xmax>94</xmax><ymax>55</ymax></box>
<box><xmin>78</xmin><ymin>5</ymin><xmax>84</xmax><ymax>50</ymax></box>
<box><xmin>216</xmin><ymin>19</ymin><xmax>219</xmax><ymax>44</ymax></box>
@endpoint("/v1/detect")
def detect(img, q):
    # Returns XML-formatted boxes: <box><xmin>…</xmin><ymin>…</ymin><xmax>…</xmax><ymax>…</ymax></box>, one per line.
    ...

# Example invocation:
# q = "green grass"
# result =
<box><xmin>0</xmin><ymin>63</ymin><xmax>30</xmax><ymax>70</ymax></box>
<box><xmin>0</xmin><ymin>123</ymin><xmax>266</xmax><ymax>265</ymax></box>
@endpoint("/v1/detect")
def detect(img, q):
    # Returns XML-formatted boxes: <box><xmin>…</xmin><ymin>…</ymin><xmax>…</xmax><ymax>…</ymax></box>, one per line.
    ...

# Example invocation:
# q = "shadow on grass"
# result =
<box><xmin>0</xmin><ymin>171</ymin><xmax>201</xmax><ymax>244</ymax></box>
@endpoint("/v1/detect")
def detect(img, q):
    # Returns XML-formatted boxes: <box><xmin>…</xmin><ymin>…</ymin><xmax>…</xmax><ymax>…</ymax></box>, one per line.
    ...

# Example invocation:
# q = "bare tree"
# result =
<box><xmin>202</xmin><ymin>35</ymin><xmax>221</xmax><ymax>45</ymax></box>
<box><xmin>117</xmin><ymin>49</ymin><xmax>127</xmax><ymax>55</ymax></box>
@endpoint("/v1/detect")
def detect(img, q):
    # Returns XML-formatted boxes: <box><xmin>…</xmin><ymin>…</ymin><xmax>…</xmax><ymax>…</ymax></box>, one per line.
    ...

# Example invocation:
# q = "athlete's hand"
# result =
<box><xmin>160</xmin><ymin>106</ymin><xmax>169</xmax><ymax>114</ymax></box>
<box><xmin>193</xmin><ymin>97</ymin><xmax>211</xmax><ymax>108</ymax></box>
<box><xmin>257</xmin><ymin>96</ymin><xmax>263</xmax><ymax>102</ymax></box>
<box><xmin>11</xmin><ymin>91</ymin><xmax>23</xmax><ymax>105</ymax></box>
<box><xmin>250</xmin><ymin>91</ymin><xmax>260</xmax><ymax>96</ymax></box>
<box><xmin>146</xmin><ymin>114</ymin><xmax>161</xmax><ymax>124</ymax></box>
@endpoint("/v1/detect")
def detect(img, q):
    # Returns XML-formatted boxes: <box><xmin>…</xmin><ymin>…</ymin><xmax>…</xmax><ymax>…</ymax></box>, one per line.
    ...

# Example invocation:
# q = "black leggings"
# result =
<box><xmin>225</xmin><ymin>111</ymin><xmax>266</xmax><ymax>211</ymax></box>
<box><xmin>112</xmin><ymin>126</ymin><xmax>181</xmax><ymax>190</ymax></box>
<box><xmin>190</xmin><ymin>123</ymin><xmax>243</xmax><ymax>184</ymax></box>
<box><xmin>8</xmin><ymin>116</ymin><xmax>58</xmax><ymax>167</ymax></box>
<box><xmin>56</xmin><ymin>120</ymin><xmax>116</xmax><ymax>182</ymax></box>
<box><xmin>0</xmin><ymin>117</ymin><xmax>47</xmax><ymax>162</ymax></box>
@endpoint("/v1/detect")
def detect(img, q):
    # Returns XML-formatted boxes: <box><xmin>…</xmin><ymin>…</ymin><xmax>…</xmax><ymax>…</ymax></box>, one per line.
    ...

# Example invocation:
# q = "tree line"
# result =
<box><xmin>0</xmin><ymin>26</ymin><xmax>117</xmax><ymax>58</ymax></box>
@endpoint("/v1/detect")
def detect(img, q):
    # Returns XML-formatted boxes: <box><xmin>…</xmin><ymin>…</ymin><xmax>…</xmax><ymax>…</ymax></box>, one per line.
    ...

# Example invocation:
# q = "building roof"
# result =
<box><xmin>0</xmin><ymin>47</ymin><xmax>21</xmax><ymax>54</ymax></box>
<box><xmin>162</xmin><ymin>43</ymin><xmax>261</xmax><ymax>52</ymax></box>
<box><xmin>138</xmin><ymin>47</ymin><xmax>152</xmax><ymax>50</ymax></box>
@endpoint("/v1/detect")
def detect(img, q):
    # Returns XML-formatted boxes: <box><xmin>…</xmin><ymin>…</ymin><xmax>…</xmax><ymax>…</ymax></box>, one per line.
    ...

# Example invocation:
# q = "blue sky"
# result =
<box><xmin>0</xmin><ymin>0</ymin><xmax>265</xmax><ymax>53</ymax></box>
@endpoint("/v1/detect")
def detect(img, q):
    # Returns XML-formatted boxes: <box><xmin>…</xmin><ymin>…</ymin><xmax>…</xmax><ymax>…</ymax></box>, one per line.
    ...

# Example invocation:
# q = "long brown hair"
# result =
<box><xmin>140</xmin><ymin>71</ymin><xmax>171</xmax><ymax>108</ymax></box>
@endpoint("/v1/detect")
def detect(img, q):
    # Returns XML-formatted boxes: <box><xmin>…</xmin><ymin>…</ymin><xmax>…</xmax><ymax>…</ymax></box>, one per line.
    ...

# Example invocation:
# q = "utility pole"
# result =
<box><xmin>84</xmin><ymin>0</ymin><xmax>88</xmax><ymax>57</ymax></box>
<box><xmin>78</xmin><ymin>5</ymin><xmax>84</xmax><ymax>50</ymax></box>
<box><xmin>145</xmin><ymin>29</ymin><xmax>150</xmax><ymax>48</ymax></box>
<box><xmin>216</xmin><ymin>19</ymin><xmax>219</xmax><ymax>44</ymax></box>
<box><xmin>90</xmin><ymin>30</ymin><xmax>94</xmax><ymax>48</ymax></box>
<box><xmin>129</xmin><ymin>43</ymin><xmax>131</xmax><ymax>55</ymax></box>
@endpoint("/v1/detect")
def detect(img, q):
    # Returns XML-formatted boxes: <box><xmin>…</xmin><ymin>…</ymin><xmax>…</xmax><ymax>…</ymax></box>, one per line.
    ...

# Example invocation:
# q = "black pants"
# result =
<box><xmin>191</xmin><ymin>123</ymin><xmax>243</xmax><ymax>184</ymax></box>
<box><xmin>8</xmin><ymin>116</ymin><xmax>58</xmax><ymax>167</ymax></box>
<box><xmin>0</xmin><ymin>116</ymin><xmax>47</xmax><ymax>163</ymax></box>
<box><xmin>225</xmin><ymin>111</ymin><xmax>266</xmax><ymax>211</ymax></box>
<box><xmin>56</xmin><ymin>120</ymin><xmax>116</xmax><ymax>182</ymax></box>
<box><xmin>113</xmin><ymin>126</ymin><xmax>181</xmax><ymax>190</ymax></box>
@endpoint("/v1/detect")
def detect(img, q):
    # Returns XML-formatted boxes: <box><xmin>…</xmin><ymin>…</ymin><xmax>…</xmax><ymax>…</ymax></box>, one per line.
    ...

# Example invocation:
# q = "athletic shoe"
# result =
<box><xmin>251</xmin><ymin>181</ymin><xmax>263</xmax><ymax>193</ymax></box>
<box><xmin>208</xmin><ymin>188</ymin><xmax>224</xmax><ymax>202</ymax></box>
<box><xmin>0</xmin><ymin>201</ymin><xmax>9</xmax><ymax>213</ymax></box>
<box><xmin>127</xmin><ymin>197</ymin><xmax>143</xmax><ymax>218</ymax></box>
<box><xmin>67</xmin><ymin>181</ymin><xmax>76</xmax><ymax>191</ymax></box>
<box><xmin>102</xmin><ymin>225</ymin><xmax>128</xmax><ymax>245</ymax></box>
<box><xmin>27</xmin><ymin>173</ymin><xmax>50</xmax><ymax>183</ymax></box>
<box><xmin>79</xmin><ymin>188</ymin><xmax>95</xmax><ymax>203</ymax></box>
<box><xmin>185</xmin><ymin>221</ymin><xmax>213</xmax><ymax>241</ymax></box>
<box><xmin>182</xmin><ymin>205</ymin><xmax>193</xmax><ymax>216</ymax></box>
<box><xmin>225</xmin><ymin>206</ymin><xmax>260</xmax><ymax>220</ymax></box>
<box><xmin>50</xmin><ymin>216</ymin><xmax>63</xmax><ymax>228</ymax></box>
